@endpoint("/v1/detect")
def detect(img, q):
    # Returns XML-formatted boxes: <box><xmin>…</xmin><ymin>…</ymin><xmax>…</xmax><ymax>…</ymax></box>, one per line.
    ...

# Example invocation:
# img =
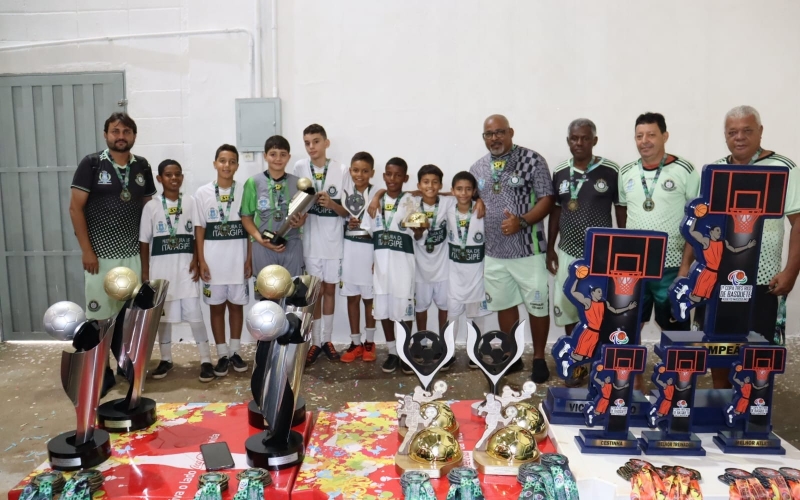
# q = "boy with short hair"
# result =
<box><xmin>339</xmin><ymin>152</ymin><xmax>378</xmax><ymax>363</ymax></box>
<box><xmin>446</xmin><ymin>172</ymin><xmax>492</xmax><ymax>367</ymax></box>
<box><xmin>293</xmin><ymin>124</ymin><xmax>352</xmax><ymax>364</ymax></box>
<box><xmin>361</xmin><ymin>158</ymin><xmax>419</xmax><ymax>373</ymax></box>
<box><xmin>140</xmin><ymin>159</ymin><xmax>214</xmax><ymax>382</ymax></box>
<box><xmin>194</xmin><ymin>144</ymin><xmax>251</xmax><ymax>377</ymax></box>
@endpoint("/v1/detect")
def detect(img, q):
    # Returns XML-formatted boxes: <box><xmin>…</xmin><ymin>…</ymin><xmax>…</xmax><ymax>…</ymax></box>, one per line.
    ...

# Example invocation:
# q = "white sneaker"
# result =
<box><xmin>680</xmin><ymin>301</ymin><xmax>689</xmax><ymax>319</ymax></box>
<box><xmin>557</xmin><ymin>343</ymin><xmax>571</xmax><ymax>358</ymax></box>
<box><xmin>562</xmin><ymin>360</ymin><xmax>571</xmax><ymax>378</ymax></box>
<box><xmin>675</xmin><ymin>284</ymin><xmax>689</xmax><ymax>300</ymax></box>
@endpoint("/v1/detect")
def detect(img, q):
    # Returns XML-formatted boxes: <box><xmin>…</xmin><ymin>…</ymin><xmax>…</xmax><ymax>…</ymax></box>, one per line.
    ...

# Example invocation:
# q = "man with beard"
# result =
<box><xmin>70</xmin><ymin>113</ymin><xmax>156</xmax><ymax>320</ymax></box>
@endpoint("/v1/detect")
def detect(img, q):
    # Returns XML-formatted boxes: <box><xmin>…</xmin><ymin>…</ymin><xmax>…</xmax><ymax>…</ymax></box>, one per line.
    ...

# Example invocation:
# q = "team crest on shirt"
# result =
<box><xmin>258</xmin><ymin>196</ymin><xmax>269</xmax><ymax>211</ymax></box>
<box><xmin>509</xmin><ymin>175</ymin><xmax>522</xmax><ymax>187</ymax></box>
<box><xmin>485</xmin><ymin>292</ymin><xmax>492</xmax><ymax>304</ymax></box>
<box><xmin>327</xmin><ymin>185</ymin><xmax>338</xmax><ymax>197</ymax></box>
<box><xmin>558</xmin><ymin>179</ymin><xmax>570</xmax><ymax>194</ymax></box>
<box><xmin>156</xmin><ymin>221</ymin><xmax>167</xmax><ymax>234</ymax></box>
<box><xmin>554</xmin><ymin>306</ymin><xmax>562</xmax><ymax>317</ymax></box>
<box><xmin>98</xmin><ymin>170</ymin><xmax>112</xmax><ymax>185</ymax></box>
<box><xmin>625</xmin><ymin>178</ymin><xmax>635</xmax><ymax>193</ymax></box>
<box><xmin>88</xmin><ymin>300</ymin><xmax>100</xmax><ymax>312</ymax></box>
<box><xmin>662</xmin><ymin>179</ymin><xmax>677</xmax><ymax>191</ymax></box>
<box><xmin>135</xmin><ymin>173</ymin><xmax>145</xmax><ymax>186</ymax></box>
<box><xmin>473</xmin><ymin>231</ymin><xmax>484</xmax><ymax>243</ymax></box>
<box><xmin>478</xmin><ymin>178</ymin><xmax>486</xmax><ymax>190</ymax></box>
<box><xmin>594</xmin><ymin>179</ymin><xmax>609</xmax><ymax>192</ymax></box>
<box><xmin>209</xmin><ymin>208</ymin><xmax>218</xmax><ymax>220</ymax></box>
<box><xmin>185</xmin><ymin>221</ymin><xmax>193</xmax><ymax>232</ymax></box>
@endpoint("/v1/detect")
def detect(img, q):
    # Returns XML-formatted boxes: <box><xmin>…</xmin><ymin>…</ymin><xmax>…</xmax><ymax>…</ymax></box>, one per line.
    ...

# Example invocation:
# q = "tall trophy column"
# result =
<box><xmin>43</xmin><ymin>301</ymin><xmax>115</xmax><ymax>471</ymax></box>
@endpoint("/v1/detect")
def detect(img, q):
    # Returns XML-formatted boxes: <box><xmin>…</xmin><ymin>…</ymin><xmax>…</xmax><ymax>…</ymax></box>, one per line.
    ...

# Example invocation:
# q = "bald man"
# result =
<box><xmin>469</xmin><ymin>115</ymin><xmax>555</xmax><ymax>383</ymax></box>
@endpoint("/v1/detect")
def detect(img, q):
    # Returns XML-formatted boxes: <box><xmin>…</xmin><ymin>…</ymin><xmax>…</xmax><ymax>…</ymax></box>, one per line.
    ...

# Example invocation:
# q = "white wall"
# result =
<box><xmin>2</xmin><ymin>0</ymin><xmax>798</xmax><ymax>344</ymax></box>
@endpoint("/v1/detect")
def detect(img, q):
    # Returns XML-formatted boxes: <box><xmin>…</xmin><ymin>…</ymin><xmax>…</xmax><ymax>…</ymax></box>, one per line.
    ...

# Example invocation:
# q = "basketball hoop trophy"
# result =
<box><xmin>98</xmin><ymin>267</ymin><xmax>169</xmax><ymax>433</ymax></box>
<box><xmin>545</xmin><ymin>228</ymin><xmax>667</xmax><ymax>425</ymax></box>
<box><xmin>261</xmin><ymin>177</ymin><xmax>317</xmax><ymax>246</ymax></box>
<box><xmin>641</xmin><ymin>347</ymin><xmax>708</xmax><ymax>455</ymax></box>
<box><xmin>576</xmin><ymin>345</ymin><xmax>647</xmax><ymax>454</ymax></box>
<box><xmin>245</xmin><ymin>265</ymin><xmax>321</xmax><ymax>470</ymax></box>
<box><xmin>394</xmin><ymin>321</ymin><xmax>462</xmax><ymax>478</ymax></box>
<box><xmin>43</xmin><ymin>302</ymin><xmax>115</xmax><ymax>471</ymax></box>
<box><xmin>715</xmin><ymin>346</ymin><xmax>786</xmax><ymax>454</ymax></box>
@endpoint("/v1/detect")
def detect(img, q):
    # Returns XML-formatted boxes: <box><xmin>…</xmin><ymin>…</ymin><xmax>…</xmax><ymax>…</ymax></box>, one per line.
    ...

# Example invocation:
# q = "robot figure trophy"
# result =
<box><xmin>245</xmin><ymin>265</ymin><xmax>321</xmax><ymax>470</ymax></box>
<box><xmin>42</xmin><ymin>301</ymin><xmax>115</xmax><ymax>471</ymax></box>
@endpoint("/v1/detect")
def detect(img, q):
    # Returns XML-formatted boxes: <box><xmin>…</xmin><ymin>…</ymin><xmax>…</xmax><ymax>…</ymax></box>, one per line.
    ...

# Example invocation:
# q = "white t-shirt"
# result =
<box><xmin>139</xmin><ymin>194</ymin><xmax>199</xmax><ymax>301</ymax></box>
<box><xmin>193</xmin><ymin>181</ymin><xmax>248</xmax><ymax>285</ymax></box>
<box><xmin>293</xmin><ymin>158</ymin><xmax>352</xmax><ymax>260</ymax></box>
<box><xmin>414</xmin><ymin>196</ymin><xmax>455</xmax><ymax>284</ymax></box>
<box><xmin>341</xmin><ymin>185</ymin><xmax>375</xmax><ymax>287</ymax></box>
<box><xmin>446</xmin><ymin>202</ymin><xmax>486</xmax><ymax>303</ymax></box>
<box><xmin>361</xmin><ymin>192</ymin><xmax>417</xmax><ymax>299</ymax></box>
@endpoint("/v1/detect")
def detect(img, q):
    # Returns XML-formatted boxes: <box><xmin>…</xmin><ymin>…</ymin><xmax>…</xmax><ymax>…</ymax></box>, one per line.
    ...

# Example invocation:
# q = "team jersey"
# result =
<box><xmin>361</xmin><ymin>192</ymin><xmax>417</xmax><ymax>299</ymax></box>
<box><xmin>240</xmin><ymin>171</ymin><xmax>302</xmax><ymax>242</ymax></box>
<box><xmin>713</xmin><ymin>153</ymin><xmax>800</xmax><ymax>285</ymax></box>
<box><xmin>446</xmin><ymin>202</ymin><xmax>486</xmax><ymax>303</ymax></box>
<box><xmin>552</xmin><ymin>157</ymin><xmax>620</xmax><ymax>258</ymax></box>
<box><xmin>341</xmin><ymin>185</ymin><xmax>375</xmax><ymax>287</ymax></box>
<box><xmin>293</xmin><ymin>159</ymin><xmax>352</xmax><ymax>259</ymax></box>
<box><xmin>619</xmin><ymin>155</ymin><xmax>700</xmax><ymax>267</ymax></box>
<box><xmin>139</xmin><ymin>194</ymin><xmax>198</xmax><ymax>301</ymax></box>
<box><xmin>414</xmin><ymin>196</ymin><xmax>455</xmax><ymax>284</ymax></box>
<box><xmin>193</xmin><ymin>181</ymin><xmax>248</xmax><ymax>285</ymax></box>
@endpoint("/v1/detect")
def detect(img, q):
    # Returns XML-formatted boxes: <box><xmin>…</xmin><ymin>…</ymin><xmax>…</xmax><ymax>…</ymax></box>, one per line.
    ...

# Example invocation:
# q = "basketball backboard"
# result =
<box><xmin>587</xmin><ymin>230</ymin><xmax>667</xmax><ymax>295</ymax></box>
<box><xmin>602</xmin><ymin>346</ymin><xmax>647</xmax><ymax>380</ymax></box>
<box><xmin>706</xmin><ymin>166</ymin><xmax>788</xmax><ymax>234</ymax></box>
<box><xmin>741</xmin><ymin>346</ymin><xmax>785</xmax><ymax>374</ymax></box>
<box><xmin>665</xmin><ymin>348</ymin><xmax>708</xmax><ymax>374</ymax></box>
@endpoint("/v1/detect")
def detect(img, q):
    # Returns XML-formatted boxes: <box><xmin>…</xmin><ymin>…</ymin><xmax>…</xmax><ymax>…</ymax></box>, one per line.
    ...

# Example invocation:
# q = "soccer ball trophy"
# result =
<box><xmin>261</xmin><ymin>178</ymin><xmax>317</xmax><ymax>246</ymax></box>
<box><xmin>43</xmin><ymin>301</ymin><xmax>116</xmax><ymax>471</ymax></box>
<box><xmin>97</xmin><ymin>267</ymin><xmax>169</xmax><ymax>432</ymax></box>
<box><xmin>245</xmin><ymin>265</ymin><xmax>321</xmax><ymax>470</ymax></box>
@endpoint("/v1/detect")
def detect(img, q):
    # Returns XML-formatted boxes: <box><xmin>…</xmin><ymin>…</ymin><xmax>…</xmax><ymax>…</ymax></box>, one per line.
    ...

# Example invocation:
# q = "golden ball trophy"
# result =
<box><xmin>473</xmin><ymin>390</ymin><xmax>541</xmax><ymax>475</ymax></box>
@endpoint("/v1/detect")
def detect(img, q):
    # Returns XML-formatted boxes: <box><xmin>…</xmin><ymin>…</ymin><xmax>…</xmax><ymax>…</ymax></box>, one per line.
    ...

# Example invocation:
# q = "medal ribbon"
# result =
<box><xmin>456</xmin><ymin>202</ymin><xmax>473</xmax><ymax>255</ymax></box>
<box><xmin>312</xmin><ymin>159</ymin><xmax>330</xmax><ymax>193</ymax></box>
<box><xmin>638</xmin><ymin>153</ymin><xmax>667</xmax><ymax>204</ymax></box>
<box><xmin>111</xmin><ymin>160</ymin><xmax>131</xmax><ymax>192</ymax></box>
<box><xmin>214</xmin><ymin>180</ymin><xmax>235</xmax><ymax>226</ymax></box>
<box><xmin>381</xmin><ymin>192</ymin><xmax>405</xmax><ymax>235</ymax></box>
<box><xmin>161</xmin><ymin>193</ymin><xmax>182</xmax><ymax>240</ymax></box>
<box><xmin>569</xmin><ymin>156</ymin><xmax>602</xmax><ymax>201</ymax></box>
<box><xmin>266</xmin><ymin>175</ymin><xmax>289</xmax><ymax>232</ymax></box>
<box><xmin>490</xmin><ymin>159</ymin><xmax>506</xmax><ymax>189</ymax></box>
<box><xmin>423</xmin><ymin>197</ymin><xmax>440</xmax><ymax>246</ymax></box>
<box><xmin>750</xmin><ymin>148</ymin><xmax>763</xmax><ymax>164</ymax></box>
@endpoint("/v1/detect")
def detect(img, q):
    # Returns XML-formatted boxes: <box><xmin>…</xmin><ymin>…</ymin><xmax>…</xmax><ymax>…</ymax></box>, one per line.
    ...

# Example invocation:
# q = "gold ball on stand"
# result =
<box><xmin>103</xmin><ymin>267</ymin><xmax>140</xmax><ymax>301</ymax></box>
<box><xmin>409</xmin><ymin>428</ymin><xmax>463</xmax><ymax>465</ymax></box>
<box><xmin>506</xmin><ymin>402</ymin><xmax>548</xmax><ymax>442</ymax></box>
<box><xmin>256</xmin><ymin>265</ymin><xmax>295</xmax><ymax>299</ymax></box>
<box><xmin>486</xmin><ymin>425</ymin><xmax>539</xmax><ymax>462</ymax></box>
<box><xmin>401</xmin><ymin>212</ymin><xmax>430</xmax><ymax>228</ymax></box>
<box><xmin>296</xmin><ymin>177</ymin><xmax>313</xmax><ymax>192</ymax></box>
<box><xmin>419</xmin><ymin>402</ymin><xmax>459</xmax><ymax>435</ymax></box>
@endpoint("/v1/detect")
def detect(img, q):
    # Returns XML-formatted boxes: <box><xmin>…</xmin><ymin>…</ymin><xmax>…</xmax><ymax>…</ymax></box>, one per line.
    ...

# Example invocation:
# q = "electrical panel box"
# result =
<box><xmin>235</xmin><ymin>98</ymin><xmax>281</xmax><ymax>152</ymax></box>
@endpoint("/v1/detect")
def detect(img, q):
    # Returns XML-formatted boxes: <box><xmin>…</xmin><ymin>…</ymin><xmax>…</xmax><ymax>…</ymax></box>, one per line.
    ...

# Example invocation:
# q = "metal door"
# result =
<box><xmin>0</xmin><ymin>72</ymin><xmax>125</xmax><ymax>340</ymax></box>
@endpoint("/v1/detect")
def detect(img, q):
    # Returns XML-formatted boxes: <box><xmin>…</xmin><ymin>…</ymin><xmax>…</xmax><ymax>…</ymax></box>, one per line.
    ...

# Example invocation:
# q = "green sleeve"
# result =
<box><xmin>240</xmin><ymin>177</ymin><xmax>257</xmax><ymax>216</ymax></box>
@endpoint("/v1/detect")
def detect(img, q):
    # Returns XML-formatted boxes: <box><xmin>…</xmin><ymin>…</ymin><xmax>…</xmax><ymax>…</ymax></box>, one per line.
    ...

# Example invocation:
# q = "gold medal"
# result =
<box><xmin>567</xmin><ymin>199</ymin><xmax>579</xmax><ymax>211</ymax></box>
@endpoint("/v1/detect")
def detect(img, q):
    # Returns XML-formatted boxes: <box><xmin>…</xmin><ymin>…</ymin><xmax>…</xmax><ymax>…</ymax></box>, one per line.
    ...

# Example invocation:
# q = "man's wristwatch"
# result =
<box><xmin>518</xmin><ymin>215</ymin><xmax>530</xmax><ymax>230</ymax></box>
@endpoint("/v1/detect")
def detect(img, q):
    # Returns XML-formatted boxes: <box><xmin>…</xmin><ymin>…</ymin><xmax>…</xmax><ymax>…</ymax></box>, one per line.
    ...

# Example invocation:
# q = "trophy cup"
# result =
<box><xmin>248</xmin><ymin>266</ymin><xmax>308</xmax><ymax>429</ymax></box>
<box><xmin>97</xmin><ymin>267</ymin><xmax>169</xmax><ymax>432</ymax></box>
<box><xmin>262</xmin><ymin>177</ymin><xmax>317</xmax><ymax>246</ymax></box>
<box><xmin>394</xmin><ymin>321</ymin><xmax>462</xmax><ymax>478</ymax></box>
<box><xmin>472</xmin><ymin>393</ymin><xmax>539</xmax><ymax>475</ymax></box>
<box><xmin>245</xmin><ymin>265</ymin><xmax>321</xmax><ymax>470</ymax></box>
<box><xmin>342</xmin><ymin>188</ymin><xmax>370</xmax><ymax>238</ymax></box>
<box><xmin>43</xmin><ymin>301</ymin><xmax>115</xmax><ymax>471</ymax></box>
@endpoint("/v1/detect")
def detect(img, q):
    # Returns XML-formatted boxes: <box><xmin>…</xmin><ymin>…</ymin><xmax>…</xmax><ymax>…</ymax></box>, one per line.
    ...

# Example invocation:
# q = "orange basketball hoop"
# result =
<box><xmin>617</xmin><ymin>369</ymin><xmax>631</xmax><ymax>381</ymax></box>
<box><xmin>731</xmin><ymin>209</ymin><xmax>761</xmax><ymax>234</ymax></box>
<box><xmin>756</xmin><ymin>368</ymin><xmax>770</xmax><ymax>381</ymax></box>
<box><xmin>610</xmin><ymin>273</ymin><xmax>641</xmax><ymax>296</ymax></box>
<box><xmin>678</xmin><ymin>370</ymin><xmax>693</xmax><ymax>383</ymax></box>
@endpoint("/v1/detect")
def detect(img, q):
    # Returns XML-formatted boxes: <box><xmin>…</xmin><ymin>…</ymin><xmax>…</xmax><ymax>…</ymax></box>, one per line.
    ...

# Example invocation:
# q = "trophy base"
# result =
<box><xmin>97</xmin><ymin>397</ymin><xmax>157</xmax><ymax>432</ymax></box>
<box><xmin>713</xmin><ymin>430</ymin><xmax>786</xmax><ymax>455</ymax></box>
<box><xmin>657</xmin><ymin>331</ymin><xmax>770</xmax><ymax>368</ymax></box>
<box><xmin>639</xmin><ymin>430</ymin><xmax>706</xmax><ymax>456</ymax></box>
<box><xmin>261</xmin><ymin>230</ymin><xmax>286</xmax><ymax>247</ymax></box>
<box><xmin>47</xmin><ymin>429</ymin><xmax>111</xmax><ymax>471</ymax></box>
<box><xmin>574</xmin><ymin>429</ymin><xmax>641</xmax><ymax>455</ymax></box>
<box><xmin>394</xmin><ymin>454</ymin><xmax>462</xmax><ymax>478</ymax></box>
<box><xmin>248</xmin><ymin>398</ymin><xmax>306</xmax><ymax>429</ymax></box>
<box><xmin>400</xmin><ymin>222</ymin><xmax>430</xmax><ymax>229</ymax></box>
<box><xmin>245</xmin><ymin>430</ymin><xmax>305</xmax><ymax>470</ymax></box>
<box><xmin>472</xmin><ymin>450</ymin><xmax>538</xmax><ymax>476</ymax></box>
<box><xmin>345</xmin><ymin>229</ymin><xmax>370</xmax><ymax>238</ymax></box>
<box><xmin>543</xmin><ymin>388</ymin><xmax>651</xmax><ymax>426</ymax></box>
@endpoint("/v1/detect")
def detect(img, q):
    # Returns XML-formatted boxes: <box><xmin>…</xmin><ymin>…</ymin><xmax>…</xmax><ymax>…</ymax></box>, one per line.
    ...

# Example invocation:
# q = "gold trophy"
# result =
<box><xmin>401</xmin><ymin>197</ymin><xmax>430</xmax><ymax>229</ymax></box>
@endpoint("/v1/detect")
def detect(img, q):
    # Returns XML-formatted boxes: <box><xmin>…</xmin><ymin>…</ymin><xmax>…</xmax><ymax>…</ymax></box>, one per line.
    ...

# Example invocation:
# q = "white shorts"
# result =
<box><xmin>340</xmin><ymin>281</ymin><xmax>374</xmax><ymax>299</ymax></box>
<box><xmin>305</xmin><ymin>257</ymin><xmax>341</xmax><ymax>284</ymax></box>
<box><xmin>161</xmin><ymin>297</ymin><xmax>204</xmax><ymax>323</ymax></box>
<box><xmin>202</xmin><ymin>283</ymin><xmax>249</xmax><ymax>306</ymax></box>
<box><xmin>415</xmin><ymin>280</ymin><xmax>448</xmax><ymax>312</ymax></box>
<box><xmin>447</xmin><ymin>298</ymin><xmax>492</xmax><ymax>319</ymax></box>
<box><xmin>373</xmin><ymin>294</ymin><xmax>415</xmax><ymax>322</ymax></box>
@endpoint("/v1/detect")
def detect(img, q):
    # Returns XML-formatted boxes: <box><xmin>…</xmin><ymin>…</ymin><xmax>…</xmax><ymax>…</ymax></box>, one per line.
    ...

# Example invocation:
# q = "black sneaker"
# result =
<box><xmin>321</xmin><ymin>342</ymin><xmax>340</xmax><ymax>361</ymax></box>
<box><xmin>440</xmin><ymin>357</ymin><xmax>456</xmax><ymax>372</ymax></box>
<box><xmin>213</xmin><ymin>357</ymin><xmax>230</xmax><ymax>377</ymax></box>
<box><xmin>151</xmin><ymin>360</ymin><xmax>173</xmax><ymax>379</ymax></box>
<box><xmin>382</xmin><ymin>354</ymin><xmax>399</xmax><ymax>373</ymax></box>
<box><xmin>306</xmin><ymin>345</ymin><xmax>322</xmax><ymax>366</ymax></box>
<box><xmin>230</xmin><ymin>353</ymin><xmax>248</xmax><ymax>373</ymax></box>
<box><xmin>401</xmin><ymin>361</ymin><xmax>414</xmax><ymax>375</ymax></box>
<box><xmin>531</xmin><ymin>358</ymin><xmax>550</xmax><ymax>384</ymax></box>
<box><xmin>199</xmin><ymin>363</ymin><xmax>215</xmax><ymax>383</ymax></box>
<box><xmin>508</xmin><ymin>359</ymin><xmax>524</xmax><ymax>374</ymax></box>
<box><xmin>100</xmin><ymin>366</ymin><xmax>116</xmax><ymax>398</ymax></box>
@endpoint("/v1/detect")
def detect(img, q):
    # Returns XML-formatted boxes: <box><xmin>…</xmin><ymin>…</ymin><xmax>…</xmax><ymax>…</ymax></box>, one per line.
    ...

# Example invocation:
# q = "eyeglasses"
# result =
<box><xmin>482</xmin><ymin>129</ymin><xmax>508</xmax><ymax>140</ymax></box>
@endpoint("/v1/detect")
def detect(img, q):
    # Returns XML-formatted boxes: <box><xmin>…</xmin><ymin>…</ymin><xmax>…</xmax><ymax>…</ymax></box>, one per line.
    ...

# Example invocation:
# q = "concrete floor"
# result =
<box><xmin>1</xmin><ymin>339</ymin><xmax>799</xmax><ymax>493</ymax></box>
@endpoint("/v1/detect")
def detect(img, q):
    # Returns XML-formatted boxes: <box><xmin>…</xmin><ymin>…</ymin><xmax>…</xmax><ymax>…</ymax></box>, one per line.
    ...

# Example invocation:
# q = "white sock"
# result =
<box><xmin>229</xmin><ymin>338</ymin><xmax>241</xmax><ymax>355</ymax></box>
<box><xmin>216</xmin><ymin>343</ymin><xmax>229</xmax><ymax>359</ymax></box>
<box><xmin>190</xmin><ymin>322</ymin><xmax>212</xmax><ymax>364</ymax></box>
<box><xmin>365</xmin><ymin>328</ymin><xmax>376</xmax><ymax>343</ymax></box>
<box><xmin>351</xmin><ymin>334</ymin><xmax>362</xmax><ymax>346</ymax></box>
<box><xmin>387</xmin><ymin>340</ymin><xmax>397</xmax><ymax>355</ymax></box>
<box><xmin>158</xmin><ymin>323</ymin><xmax>173</xmax><ymax>362</ymax></box>
<box><xmin>322</xmin><ymin>314</ymin><xmax>334</xmax><ymax>343</ymax></box>
<box><xmin>312</xmin><ymin>320</ymin><xmax>322</xmax><ymax>347</ymax></box>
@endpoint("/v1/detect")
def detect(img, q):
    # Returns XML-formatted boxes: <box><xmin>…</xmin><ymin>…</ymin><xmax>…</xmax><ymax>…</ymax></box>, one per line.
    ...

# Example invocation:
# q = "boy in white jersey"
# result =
<box><xmin>339</xmin><ymin>152</ymin><xmax>378</xmax><ymax>363</ymax></box>
<box><xmin>361</xmin><ymin>158</ymin><xmax>419</xmax><ymax>374</ymax></box>
<box><xmin>194</xmin><ymin>144</ymin><xmax>252</xmax><ymax>378</ymax></box>
<box><xmin>446</xmin><ymin>171</ymin><xmax>491</xmax><ymax>368</ymax></box>
<box><xmin>140</xmin><ymin>160</ymin><xmax>214</xmax><ymax>382</ymax></box>
<box><xmin>293</xmin><ymin>124</ymin><xmax>351</xmax><ymax>364</ymax></box>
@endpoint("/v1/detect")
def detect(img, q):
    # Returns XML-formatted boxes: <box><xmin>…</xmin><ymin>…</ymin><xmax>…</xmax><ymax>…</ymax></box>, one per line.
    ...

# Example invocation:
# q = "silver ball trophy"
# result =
<box><xmin>97</xmin><ymin>267</ymin><xmax>169</xmax><ymax>433</ymax></box>
<box><xmin>43</xmin><ymin>301</ymin><xmax>115</xmax><ymax>471</ymax></box>
<box><xmin>342</xmin><ymin>188</ymin><xmax>370</xmax><ymax>237</ymax></box>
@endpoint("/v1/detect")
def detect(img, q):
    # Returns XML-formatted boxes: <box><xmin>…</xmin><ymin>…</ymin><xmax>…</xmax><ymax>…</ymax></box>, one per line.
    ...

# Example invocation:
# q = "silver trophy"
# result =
<box><xmin>43</xmin><ymin>301</ymin><xmax>115</xmax><ymax>471</ymax></box>
<box><xmin>262</xmin><ymin>177</ymin><xmax>317</xmax><ymax>245</ymax></box>
<box><xmin>342</xmin><ymin>188</ymin><xmax>370</xmax><ymax>237</ymax></box>
<box><xmin>97</xmin><ymin>267</ymin><xmax>169</xmax><ymax>432</ymax></box>
<box><xmin>466</xmin><ymin>320</ymin><xmax>526</xmax><ymax>416</ymax></box>
<box><xmin>245</xmin><ymin>265</ymin><xmax>321</xmax><ymax>470</ymax></box>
